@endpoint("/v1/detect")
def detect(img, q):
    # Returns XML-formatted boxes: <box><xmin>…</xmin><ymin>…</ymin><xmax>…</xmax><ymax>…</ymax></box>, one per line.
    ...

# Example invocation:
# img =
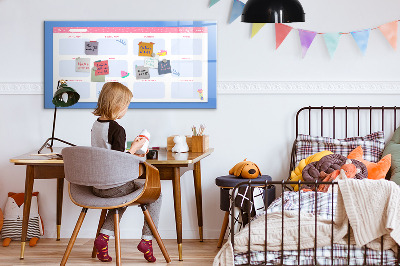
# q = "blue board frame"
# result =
<box><xmin>44</xmin><ymin>21</ymin><xmax>217</xmax><ymax>109</ymax></box>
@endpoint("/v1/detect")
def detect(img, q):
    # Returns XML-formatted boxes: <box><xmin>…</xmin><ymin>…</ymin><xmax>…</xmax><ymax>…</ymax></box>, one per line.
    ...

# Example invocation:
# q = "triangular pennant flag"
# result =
<box><xmin>298</xmin><ymin>29</ymin><xmax>317</xmax><ymax>58</ymax></box>
<box><xmin>251</xmin><ymin>23</ymin><xmax>266</xmax><ymax>38</ymax></box>
<box><xmin>275</xmin><ymin>23</ymin><xmax>293</xmax><ymax>49</ymax></box>
<box><xmin>351</xmin><ymin>29</ymin><xmax>370</xmax><ymax>55</ymax></box>
<box><xmin>229</xmin><ymin>0</ymin><xmax>245</xmax><ymax>24</ymax></box>
<box><xmin>209</xmin><ymin>0</ymin><xmax>220</xmax><ymax>7</ymax></box>
<box><xmin>323</xmin><ymin>33</ymin><xmax>341</xmax><ymax>58</ymax></box>
<box><xmin>378</xmin><ymin>21</ymin><xmax>398</xmax><ymax>50</ymax></box>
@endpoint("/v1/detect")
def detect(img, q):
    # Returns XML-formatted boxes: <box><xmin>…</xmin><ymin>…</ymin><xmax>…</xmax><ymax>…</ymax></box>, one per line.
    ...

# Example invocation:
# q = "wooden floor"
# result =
<box><xmin>0</xmin><ymin>239</ymin><xmax>221</xmax><ymax>265</ymax></box>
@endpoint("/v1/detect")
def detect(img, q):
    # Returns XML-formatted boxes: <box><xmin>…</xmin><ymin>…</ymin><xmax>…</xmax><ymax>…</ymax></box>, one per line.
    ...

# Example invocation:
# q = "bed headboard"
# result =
<box><xmin>290</xmin><ymin>106</ymin><xmax>400</xmax><ymax>179</ymax></box>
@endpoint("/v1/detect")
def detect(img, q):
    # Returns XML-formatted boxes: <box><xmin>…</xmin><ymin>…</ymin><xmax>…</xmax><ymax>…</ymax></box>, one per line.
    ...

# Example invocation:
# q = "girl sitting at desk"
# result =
<box><xmin>91</xmin><ymin>82</ymin><xmax>161</xmax><ymax>263</ymax></box>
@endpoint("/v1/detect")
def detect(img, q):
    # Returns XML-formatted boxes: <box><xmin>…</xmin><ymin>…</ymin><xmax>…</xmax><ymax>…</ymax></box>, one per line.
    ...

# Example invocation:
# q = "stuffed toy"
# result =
<box><xmin>229</xmin><ymin>159</ymin><xmax>261</xmax><ymax>179</ymax></box>
<box><xmin>172</xmin><ymin>135</ymin><xmax>189</xmax><ymax>153</ymax></box>
<box><xmin>1</xmin><ymin>192</ymin><xmax>44</xmax><ymax>247</ymax></box>
<box><xmin>289</xmin><ymin>150</ymin><xmax>333</xmax><ymax>191</ymax></box>
<box><xmin>348</xmin><ymin>146</ymin><xmax>391</xmax><ymax>180</ymax></box>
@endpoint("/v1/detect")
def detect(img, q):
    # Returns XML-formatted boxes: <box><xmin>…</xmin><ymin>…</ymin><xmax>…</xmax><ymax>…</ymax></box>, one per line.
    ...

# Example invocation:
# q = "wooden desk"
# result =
<box><xmin>10</xmin><ymin>147</ymin><xmax>213</xmax><ymax>261</ymax></box>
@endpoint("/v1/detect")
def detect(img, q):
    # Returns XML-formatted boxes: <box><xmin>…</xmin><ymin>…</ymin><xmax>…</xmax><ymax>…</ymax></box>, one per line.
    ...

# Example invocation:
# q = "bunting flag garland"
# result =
<box><xmin>275</xmin><ymin>23</ymin><xmax>293</xmax><ymax>49</ymax></box>
<box><xmin>351</xmin><ymin>29</ymin><xmax>370</xmax><ymax>55</ymax></box>
<box><xmin>378</xmin><ymin>21</ymin><xmax>398</xmax><ymax>50</ymax></box>
<box><xmin>251</xmin><ymin>23</ymin><xmax>266</xmax><ymax>38</ymax></box>
<box><xmin>323</xmin><ymin>33</ymin><xmax>341</xmax><ymax>58</ymax></box>
<box><xmin>229</xmin><ymin>0</ymin><xmax>245</xmax><ymax>24</ymax></box>
<box><xmin>208</xmin><ymin>2</ymin><xmax>400</xmax><ymax>58</ymax></box>
<box><xmin>298</xmin><ymin>29</ymin><xmax>317</xmax><ymax>58</ymax></box>
<box><xmin>209</xmin><ymin>0</ymin><xmax>220</xmax><ymax>8</ymax></box>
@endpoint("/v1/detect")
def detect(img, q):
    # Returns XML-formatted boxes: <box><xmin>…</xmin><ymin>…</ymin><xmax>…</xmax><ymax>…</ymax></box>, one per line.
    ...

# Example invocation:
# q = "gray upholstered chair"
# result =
<box><xmin>60</xmin><ymin>146</ymin><xmax>171</xmax><ymax>265</ymax></box>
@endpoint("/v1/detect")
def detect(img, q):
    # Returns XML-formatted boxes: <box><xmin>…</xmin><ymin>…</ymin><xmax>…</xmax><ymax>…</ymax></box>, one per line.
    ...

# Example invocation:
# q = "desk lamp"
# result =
<box><xmin>241</xmin><ymin>0</ymin><xmax>305</xmax><ymax>23</ymax></box>
<box><xmin>38</xmin><ymin>80</ymin><xmax>80</xmax><ymax>154</ymax></box>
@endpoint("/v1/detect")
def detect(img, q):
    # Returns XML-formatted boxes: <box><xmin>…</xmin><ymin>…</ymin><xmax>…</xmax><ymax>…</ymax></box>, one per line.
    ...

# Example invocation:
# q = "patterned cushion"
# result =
<box><xmin>294</xmin><ymin>131</ymin><xmax>385</xmax><ymax>166</ymax></box>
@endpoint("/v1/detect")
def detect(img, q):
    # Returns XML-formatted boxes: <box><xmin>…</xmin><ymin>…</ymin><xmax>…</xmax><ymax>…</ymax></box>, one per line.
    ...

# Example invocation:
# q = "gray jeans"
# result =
<box><xmin>92</xmin><ymin>180</ymin><xmax>162</xmax><ymax>240</ymax></box>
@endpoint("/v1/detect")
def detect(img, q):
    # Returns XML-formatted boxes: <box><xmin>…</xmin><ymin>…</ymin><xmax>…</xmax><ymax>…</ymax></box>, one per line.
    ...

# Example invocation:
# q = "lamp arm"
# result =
<box><xmin>37</xmin><ymin>106</ymin><xmax>76</xmax><ymax>154</ymax></box>
<box><xmin>50</xmin><ymin>106</ymin><xmax>57</xmax><ymax>148</ymax></box>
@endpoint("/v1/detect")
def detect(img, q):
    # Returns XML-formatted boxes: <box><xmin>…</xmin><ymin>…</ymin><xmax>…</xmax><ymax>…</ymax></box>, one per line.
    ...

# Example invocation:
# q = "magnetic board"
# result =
<box><xmin>44</xmin><ymin>21</ymin><xmax>217</xmax><ymax>109</ymax></box>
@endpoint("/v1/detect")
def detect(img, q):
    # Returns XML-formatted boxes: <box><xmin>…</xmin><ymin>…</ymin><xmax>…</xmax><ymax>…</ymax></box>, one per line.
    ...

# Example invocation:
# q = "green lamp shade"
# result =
<box><xmin>52</xmin><ymin>84</ymin><xmax>80</xmax><ymax>107</ymax></box>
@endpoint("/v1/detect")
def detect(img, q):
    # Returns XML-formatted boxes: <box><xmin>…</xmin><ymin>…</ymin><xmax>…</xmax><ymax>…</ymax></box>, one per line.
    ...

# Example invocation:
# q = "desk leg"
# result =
<box><xmin>20</xmin><ymin>165</ymin><xmax>35</xmax><ymax>259</ymax></box>
<box><xmin>56</xmin><ymin>178</ymin><xmax>64</xmax><ymax>241</ymax></box>
<box><xmin>172</xmin><ymin>167</ymin><xmax>183</xmax><ymax>261</ymax></box>
<box><xmin>193</xmin><ymin>161</ymin><xmax>203</xmax><ymax>242</ymax></box>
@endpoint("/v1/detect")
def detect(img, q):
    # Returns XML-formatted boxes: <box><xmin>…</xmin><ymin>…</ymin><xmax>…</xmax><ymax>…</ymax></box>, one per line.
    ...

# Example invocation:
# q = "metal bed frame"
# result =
<box><xmin>230</xmin><ymin>106</ymin><xmax>400</xmax><ymax>266</ymax></box>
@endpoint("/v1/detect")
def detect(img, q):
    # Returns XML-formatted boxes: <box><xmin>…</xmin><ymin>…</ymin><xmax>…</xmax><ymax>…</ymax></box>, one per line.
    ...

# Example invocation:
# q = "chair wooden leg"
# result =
<box><xmin>60</xmin><ymin>208</ymin><xmax>88</xmax><ymax>266</ymax></box>
<box><xmin>91</xmin><ymin>209</ymin><xmax>108</xmax><ymax>258</ymax></box>
<box><xmin>217</xmin><ymin>211</ymin><xmax>230</xmax><ymax>248</ymax></box>
<box><xmin>114</xmin><ymin>210</ymin><xmax>121</xmax><ymax>266</ymax></box>
<box><xmin>141</xmin><ymin>205</ymin><xmax>171</xmax><ymax>263</ymax></box>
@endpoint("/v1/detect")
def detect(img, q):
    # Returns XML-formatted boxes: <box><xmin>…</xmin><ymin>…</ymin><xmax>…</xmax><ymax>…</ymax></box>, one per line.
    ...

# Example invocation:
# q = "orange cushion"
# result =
<box><xmin>347</xmin><ymin>146</ymin><xmax>391</xmax><ymax>180</ymax></box>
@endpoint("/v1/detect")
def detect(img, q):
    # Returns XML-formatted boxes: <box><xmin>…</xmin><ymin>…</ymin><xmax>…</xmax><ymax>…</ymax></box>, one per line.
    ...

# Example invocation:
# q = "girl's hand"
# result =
<box><xmin>134</xmin><ymin>148</ymin><xmax>149</xmax><ymax>157</ymax></box>
<box><xmin>128</xmin><ymin>137</ymin><xmax>147</xmax><ymax>154</ymax></box>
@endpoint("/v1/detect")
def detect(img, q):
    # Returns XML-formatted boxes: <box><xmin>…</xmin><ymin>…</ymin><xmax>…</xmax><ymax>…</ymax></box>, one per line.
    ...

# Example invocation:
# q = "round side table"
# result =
<box><xmin>215</xmin><ymin>175</ymin><xmax>275</xmax><ymax>248</ymax></box>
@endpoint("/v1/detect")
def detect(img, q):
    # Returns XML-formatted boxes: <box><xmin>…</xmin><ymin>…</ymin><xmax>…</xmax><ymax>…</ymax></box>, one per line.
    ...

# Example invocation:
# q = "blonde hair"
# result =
<box><xmin>93</xmin><ymin>82</ymin><xmax>133</xmax><ymax>120</ymax></box>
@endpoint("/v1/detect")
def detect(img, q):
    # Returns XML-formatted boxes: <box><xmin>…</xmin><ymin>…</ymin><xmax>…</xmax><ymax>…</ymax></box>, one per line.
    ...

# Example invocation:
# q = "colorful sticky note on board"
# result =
<box><xmin>91</xmin><ymin>68</ymin><xmax>105</xmax><ymax>82</ymax></box>
<box><xmin>94</xmin><ymin>60</ymin><xmax>109</xmax><ymax>76</ymax></box>
<box><xmin>157</xmin><ymin>50</ymin><xmax>167</xmax><ymax>56</ymax></box>
<box><xmin>144</xmin><ymin>57</ymin><xmax>159</xmax><ymax>69</ymax></box>
<box><xmin>158</xmin><ymin>60</ymin><xmax>172</xmax><ymax>75</ymax></box>
<box><xmin>135</xmin><ymin>66</ymin><xmax>150</xmax><ymax>79</ymax></box>
<box><xmin>85</xmin><ymin>41</ymin><xmax>99</xmax><ymax>55</ymax></box>
<box><xmin>121</xmin><ymin>71</ymin><xmax>129</xmax><ymax>78</ymax></box>
<box><xmin>138</xmin><ymin>42</ymin><xmax>154</xmax><ymax>57</ymax></box>
<box><xmin>75</xmin><ymin>58</ymin><xmax>90</xmax><ymax>72</ymax></box>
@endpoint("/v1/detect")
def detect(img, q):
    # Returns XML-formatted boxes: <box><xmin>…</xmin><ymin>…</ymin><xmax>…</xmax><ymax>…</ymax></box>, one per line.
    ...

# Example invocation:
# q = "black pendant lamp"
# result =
<box><xmin>241</xmin><ymin>0</ymin><xmax>305</xmax><ymax>23</ymax></box>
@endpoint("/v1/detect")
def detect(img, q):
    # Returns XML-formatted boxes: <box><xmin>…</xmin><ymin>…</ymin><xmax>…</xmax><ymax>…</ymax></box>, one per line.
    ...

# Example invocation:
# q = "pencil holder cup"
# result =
<box><xmin>191</xmin><ymin>135</ymin><xmax>209</xmax><ymax>153</ymax></box>
<box><xmin>146</xmin><ymin>150</ymin><xmax>158</xmax><ymax>160</ymax></box>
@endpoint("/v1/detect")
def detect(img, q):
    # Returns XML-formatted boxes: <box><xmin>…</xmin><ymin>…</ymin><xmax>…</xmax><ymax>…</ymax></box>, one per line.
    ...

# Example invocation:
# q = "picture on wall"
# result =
<box><xmin>44</xmin><ymin>21</ymin><xmax>217</xmax><ymax>109</ymax></box>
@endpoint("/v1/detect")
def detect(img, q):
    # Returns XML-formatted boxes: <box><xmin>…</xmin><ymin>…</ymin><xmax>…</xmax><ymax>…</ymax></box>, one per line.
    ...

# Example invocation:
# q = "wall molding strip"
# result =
<box><xmin>1</xmin><ymin>81</ymin><xmax>400</xmax><ymax>95</ymax></box>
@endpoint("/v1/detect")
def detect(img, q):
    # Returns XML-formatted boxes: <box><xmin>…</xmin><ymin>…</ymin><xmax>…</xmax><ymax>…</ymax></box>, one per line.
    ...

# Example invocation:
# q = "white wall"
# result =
<box><xmin>1</xmin><ymin>0</ymin><xmax>400</xmax><ymax>239</ymax></box>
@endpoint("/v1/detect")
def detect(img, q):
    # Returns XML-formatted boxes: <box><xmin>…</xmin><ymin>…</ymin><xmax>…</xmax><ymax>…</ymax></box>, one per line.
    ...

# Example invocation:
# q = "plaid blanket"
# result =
<box><xmin>234</xmin><ymin>244</ymin><xmax>397</xmax><ymax>265</ymax></box>
<box><xmin>234</xmin><ymin>191</ymin><xmax>397</xmax><ymax>265</ymax></box>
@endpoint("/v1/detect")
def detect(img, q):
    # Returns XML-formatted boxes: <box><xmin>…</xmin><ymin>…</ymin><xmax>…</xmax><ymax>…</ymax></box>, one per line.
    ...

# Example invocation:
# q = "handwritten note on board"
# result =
<box><xmin>94</xmin><ymin>60</ymin><xmax>109</xmax><ymax>76</ymax></box>
<box><xmin>158</xmin><ymin>60</ymin><xmax>172</xmax><ymax>75</ymax></box>
<box><xmin>138</xmin><ymin>42</ymin><xmax>154</xmax><ymax>57</ymax></box>
<box><xmin>91</xmin><ymin>68</ymin><xmax>105</xmax><ymax>82</ymax></box>
<box><xmin>135</xmin><ymin>66</ymin><xmax>150</xmax><ymax>79</ymax></box>
<box><xmin>75</xmin><ymin>58</ymin><xmax>90</xmax><ymax>72</ymax></box>
<box><xmin>144</xmin><ymin>57</ymin><xmax>158</xmax><ymax>69</ymax></box>
<box><xmin>85</xmin><ymin>41</ymin><xmax>99</xmax><ymax>55</ymax></box>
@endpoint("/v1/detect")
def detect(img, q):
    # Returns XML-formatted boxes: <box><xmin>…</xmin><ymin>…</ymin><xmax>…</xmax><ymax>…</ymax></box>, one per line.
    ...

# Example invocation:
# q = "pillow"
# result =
<box><xmin>347</xmin><ymin>146</ymin><xmax>391</xmax><ymax>180</ymax></box>
<box><xmin>382</xmin><ymin>126</ymin><xmax>400</xmax><ymax>184</ymax></box>
<box><xmin>302</xmin><ymin>154</ymin><xmax>368</xmax><ymax>190</ymax></box>
<box><xmin>295</xmin><ymin>131</ymin><xmax>385</xmax><ymax>167</ymax></box>
<box><xmin>289</xmin><ymin>150</ymin><xmax>333</xmax><ymax>191</ymax></box>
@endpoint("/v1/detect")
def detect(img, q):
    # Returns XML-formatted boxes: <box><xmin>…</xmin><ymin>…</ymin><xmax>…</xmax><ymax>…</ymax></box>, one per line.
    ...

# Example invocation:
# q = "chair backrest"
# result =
<box><xmin>62</xmin><ymin>146</ymin><xmax>145</xmax><ymax>187</ymax></box>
